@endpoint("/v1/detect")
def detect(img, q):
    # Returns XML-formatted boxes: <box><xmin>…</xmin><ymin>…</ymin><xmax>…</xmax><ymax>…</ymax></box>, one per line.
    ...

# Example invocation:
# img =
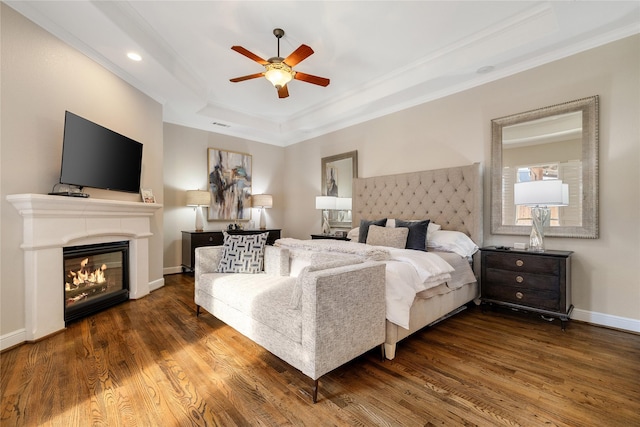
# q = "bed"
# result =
<box><xmin>352</xmin><ymin>162</ymin><xmax>483</xmax><ymax>358</ymax></box>
<box><xmin>277</xmin><ymin>163</ymin><xmax>483</xmax><ymax>359</ymax></box>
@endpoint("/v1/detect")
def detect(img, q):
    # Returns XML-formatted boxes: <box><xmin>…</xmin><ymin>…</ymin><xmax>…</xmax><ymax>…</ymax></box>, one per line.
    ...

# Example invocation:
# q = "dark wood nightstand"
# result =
<box><xmin>480</xmin><ymin>246</ymin><xmax>573</xmax><ymax>330</ymax></box>
<box><xmin>310</xmin><ymin>234</ymin><xmax>350</xmax><ymax>241</ymax></box>
<box><xmin>181</xmin><ymin>229</ymin><xmax>281</xmax><ymax>272</ymax></box>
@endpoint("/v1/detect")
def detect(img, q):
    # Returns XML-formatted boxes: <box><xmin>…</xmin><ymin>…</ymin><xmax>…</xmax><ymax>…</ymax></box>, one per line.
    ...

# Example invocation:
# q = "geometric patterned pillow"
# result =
<box><xmin>216</xmin><ymin>232</ymin><xmax>268</xmax><ymax>273</ymax></box>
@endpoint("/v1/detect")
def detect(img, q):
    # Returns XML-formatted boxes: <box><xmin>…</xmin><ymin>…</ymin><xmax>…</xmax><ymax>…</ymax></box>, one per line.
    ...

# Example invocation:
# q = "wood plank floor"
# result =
<box><xmin>2</xmin><ymin>273</ymin><xmax>639</xmax><ymax>426</ymax></box>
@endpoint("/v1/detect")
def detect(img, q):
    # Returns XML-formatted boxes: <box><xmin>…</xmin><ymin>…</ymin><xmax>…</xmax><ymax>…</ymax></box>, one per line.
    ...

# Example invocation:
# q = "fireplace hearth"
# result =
<box><xmin>64</xmin><ymin>241</ymin><xmax>130</xmax><ymax>324</ymax></box>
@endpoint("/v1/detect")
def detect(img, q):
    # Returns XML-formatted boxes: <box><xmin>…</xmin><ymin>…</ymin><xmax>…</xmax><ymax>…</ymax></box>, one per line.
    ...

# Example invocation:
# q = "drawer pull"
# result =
<box><xmin>516</xmin><ymin>259</ymin><xmax>524</xmax><ymax>267</ymax></box>
<box><xmin>515</xmin><ymin>291</ymin><xmax>524</xmax><ymax>299</ymax></box>
<box><xmin>515</xmin><ymin>275</ymin><xmax>524</xmax><ymax>283</ymax></box>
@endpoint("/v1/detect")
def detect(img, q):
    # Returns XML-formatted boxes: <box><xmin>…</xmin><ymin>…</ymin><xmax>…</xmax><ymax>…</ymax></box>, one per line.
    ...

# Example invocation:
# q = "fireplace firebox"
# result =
<box><xmin>63</xmin><ymin>241</ymin><xmax>130</xmax><ymax>324</ymax></box>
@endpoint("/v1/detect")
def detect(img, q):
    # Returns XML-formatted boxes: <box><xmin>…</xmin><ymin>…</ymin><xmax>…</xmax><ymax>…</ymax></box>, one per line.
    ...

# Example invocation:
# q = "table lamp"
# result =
<box><xmin>252</xmin><ymin>194</ymin><xmax>273</xmax><ymax>230</ymax></box>
<box><xmin>514</xmin><ymin>180</ymin><xmax>568</xmax><ymax>252</ymax></box>
<box><xmin>186</xmin><ymin>190</ymin><xmax>211</xmax><ymax>232</ymax></box>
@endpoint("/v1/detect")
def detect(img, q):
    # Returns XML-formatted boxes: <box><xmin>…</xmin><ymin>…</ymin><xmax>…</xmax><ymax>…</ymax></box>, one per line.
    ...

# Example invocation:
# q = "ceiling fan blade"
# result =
<box><xmin>278</xmin><ymin>85</ymin><xmax>289</xmax><ymax>98</ymax></box>
<box><xmin>231</xmin><ymin>46</ymin><xmax>268</xmax><ymax>65</ymax></box>
<box><xmin>283</xmin><ymin>44</ymin><xmax>314</xmax><ymax>67</ymax></box>
<box><xmin>294</xmin><ymin>72</ymin><xmax>330</xmax><ymax>87</ymax></box>
<box><xmin>230</xmin><ymin>72</ymin><xmax>265</xmax><ymax>83</ymax></box>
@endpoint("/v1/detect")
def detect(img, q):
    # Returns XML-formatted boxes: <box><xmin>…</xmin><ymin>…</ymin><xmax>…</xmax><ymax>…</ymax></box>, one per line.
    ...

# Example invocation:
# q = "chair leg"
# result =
<box><xmin>380</xmin><ymin>343</ymin><xmax>385</xmax><ymax>361</ymax></box>
<box><xmin>196</xmin><ymin>305</ymin><xmax>201</xmax><ymax>317</ymax></box>
<box><xmin>312</xmin><ymin>379</ymin><xmax>319</xmax><ymax>403</ymax></box>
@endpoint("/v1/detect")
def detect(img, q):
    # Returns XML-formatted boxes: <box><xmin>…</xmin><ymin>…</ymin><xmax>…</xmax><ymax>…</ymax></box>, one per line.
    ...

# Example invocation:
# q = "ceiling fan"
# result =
<box><xmin>229</xmin><ymin>28</ymin><xmax>330</xmax><ymax>99</ymax></box>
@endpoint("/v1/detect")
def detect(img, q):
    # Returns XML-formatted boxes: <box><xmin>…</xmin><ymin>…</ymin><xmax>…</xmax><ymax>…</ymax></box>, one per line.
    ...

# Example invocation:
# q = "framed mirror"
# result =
<box><xmin>491</xmin><ymin>96</ymin><xmax>599</xmax><ymax>238</ymax></box>
<box><xmin>321</xmin><ymin>151</ymin><xmax>358</xmax><ymax>230</ymax></box>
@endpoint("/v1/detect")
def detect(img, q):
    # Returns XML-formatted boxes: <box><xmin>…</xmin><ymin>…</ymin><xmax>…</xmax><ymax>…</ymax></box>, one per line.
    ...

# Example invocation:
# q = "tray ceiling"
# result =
<box><xmin>6</xmin><ymin>1</ymin><xmax>639</xmax><ymax>146</ymax></box>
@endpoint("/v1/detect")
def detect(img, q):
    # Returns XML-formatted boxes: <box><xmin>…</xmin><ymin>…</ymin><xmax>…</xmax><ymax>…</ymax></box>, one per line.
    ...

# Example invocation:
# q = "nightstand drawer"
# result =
<box><xmin>483</xmin><ymin>252</ymin><xmax>561</xmax><ymax>275</ymax></box>
<box><xmin>483</xmin><ymin>283</ymin><xmax>560</xmax><ymax>311</ymax></box>
<box><xmin>190</xmin><ymin>233</ymin><xmax>223</xmax><ymax>247</ymax></box>
<box><xmin>484</xmin><ymin>268</ymin><xmax>560</xmax><ymax>292</ymax></box>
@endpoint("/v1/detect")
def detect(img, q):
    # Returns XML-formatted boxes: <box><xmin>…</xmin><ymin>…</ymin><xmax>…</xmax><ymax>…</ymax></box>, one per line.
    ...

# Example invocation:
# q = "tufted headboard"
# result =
<box><xmin>352</xmin><ymin>163</ymin><xmax>483</xmax><ymax>247</ymax></box>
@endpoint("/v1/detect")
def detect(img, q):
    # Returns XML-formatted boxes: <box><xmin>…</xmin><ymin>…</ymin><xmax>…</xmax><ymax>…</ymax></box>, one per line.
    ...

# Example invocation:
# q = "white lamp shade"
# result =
<box><xmin>514</xmin><ymin>180</ymin><xmax>569</xmax><ymax>207</ymax></box>
<box><xmin>316</xmin><ymin>196</ymin><xmax>337</xmax><ymax>210</ymax></box>
<box><xmin>186</xmin><ymin>190</ymin><xmax>211</xmax><ymax>206</ymax></box>
<box><xmin>336</xmin><ymin>197</ymin><xmax>352</xmax><ymax>210</ymax></box>
<box><xmin>252</xmin><ymin>194</ymin><xmax>273</xmax><ymax>208</ymax></box>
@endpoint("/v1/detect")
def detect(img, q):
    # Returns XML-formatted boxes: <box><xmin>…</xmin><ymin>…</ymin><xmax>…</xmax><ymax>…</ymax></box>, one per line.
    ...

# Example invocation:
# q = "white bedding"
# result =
<box><xmin>275</xmin><ymin>239</ymin><xmax>473</xmax><ymax>329</ymax></box>
<box><xmin>383</xmin><ymin>248</ymin><xmax>454</xmax><ymax>328</ymax></box>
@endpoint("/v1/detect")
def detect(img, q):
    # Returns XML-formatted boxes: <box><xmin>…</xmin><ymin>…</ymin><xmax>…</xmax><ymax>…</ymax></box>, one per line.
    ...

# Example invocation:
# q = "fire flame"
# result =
<box><xmin>65</xmin><ymin>258</ymin><xmax>108</xmax><ymax>290</ymax></box>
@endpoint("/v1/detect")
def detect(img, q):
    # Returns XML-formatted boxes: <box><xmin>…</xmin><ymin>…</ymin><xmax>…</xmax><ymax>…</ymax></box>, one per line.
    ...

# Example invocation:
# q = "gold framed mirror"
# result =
<box><xmin>321</xmin><ymin>151</ymin><xmax>358</xmax><ymax>230</ymax></box>
<box><xmin>491</xmin><ymin>96</ymin><xmax>599</xmax><ymax>238</ymax></box>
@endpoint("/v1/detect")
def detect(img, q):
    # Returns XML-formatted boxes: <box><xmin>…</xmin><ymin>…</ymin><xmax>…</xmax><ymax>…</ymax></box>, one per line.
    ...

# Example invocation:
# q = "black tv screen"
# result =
<box><xmin>59</xmin><ymin>111</ymin><xmax>143</xmax><ymax>193</ymax></box>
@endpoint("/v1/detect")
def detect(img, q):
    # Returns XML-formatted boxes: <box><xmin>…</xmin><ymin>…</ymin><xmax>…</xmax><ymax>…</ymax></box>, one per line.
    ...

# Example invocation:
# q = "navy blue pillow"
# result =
<box><xmin>359</xmin><ymin>218</ymin><xmax>387</xmax><ymax>243</ymax></box>
<box><xmin>395</xmin><ymin>219</ymin><xmax>430</xmax><ymax>251</ymax></box>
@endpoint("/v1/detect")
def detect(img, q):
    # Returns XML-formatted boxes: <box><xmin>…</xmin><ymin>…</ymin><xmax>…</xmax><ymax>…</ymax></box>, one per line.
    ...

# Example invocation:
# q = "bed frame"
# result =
<box><xmin>353</xmin><ymin>162</ymin><xmax>483</xmax><ymax>359</ymax></box>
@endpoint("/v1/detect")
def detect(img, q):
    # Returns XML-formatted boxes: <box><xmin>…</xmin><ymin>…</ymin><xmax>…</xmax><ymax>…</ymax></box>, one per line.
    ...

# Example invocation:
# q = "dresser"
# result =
<box><xmin>181</xmin><ymin>229</ymin><xmax>281</xmax><ymax>272</ymax></box>
<box><xmin>480</xmin><ymin>247</ymin><xmax>573</xmax><ymax>330</ymax></box>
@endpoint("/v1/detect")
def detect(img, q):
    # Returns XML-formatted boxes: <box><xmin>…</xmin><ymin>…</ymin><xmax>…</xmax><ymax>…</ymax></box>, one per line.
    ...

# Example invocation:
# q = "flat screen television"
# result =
<box><xmin>58</xmin><ymin>111</ymin><xmax>143</xmax><ymax>194</ymax></box>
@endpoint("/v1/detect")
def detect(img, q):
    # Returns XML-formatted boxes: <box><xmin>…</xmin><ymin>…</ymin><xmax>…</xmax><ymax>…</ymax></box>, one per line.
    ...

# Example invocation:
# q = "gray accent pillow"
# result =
<box><xmin>366</xmin><ymin>224</ymin><xmax>409</xmax><ymax>249</ymax></box>
<box><xmin>395</xmin><ymin>219</ymin><xmax>430</xmax><ymax>251</ymax></box>
<box><xmin>217</xmin><ymin>232</ymin><xmax>269</xmax><ymax>273</ymax></box>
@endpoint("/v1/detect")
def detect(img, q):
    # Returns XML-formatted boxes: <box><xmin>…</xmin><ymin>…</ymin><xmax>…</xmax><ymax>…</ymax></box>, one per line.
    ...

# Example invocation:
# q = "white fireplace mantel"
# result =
<box><xmin>7</xmin><ymin>194</ymin><xmax>162</xmax><ymax>341</ymax></box>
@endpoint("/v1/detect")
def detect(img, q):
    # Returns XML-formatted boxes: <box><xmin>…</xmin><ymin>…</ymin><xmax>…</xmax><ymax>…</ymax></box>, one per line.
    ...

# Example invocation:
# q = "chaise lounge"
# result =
<box><xmin>194</xmin><ymin>242</ymin><xmax>386</xmax><ymax>402</ymax></box>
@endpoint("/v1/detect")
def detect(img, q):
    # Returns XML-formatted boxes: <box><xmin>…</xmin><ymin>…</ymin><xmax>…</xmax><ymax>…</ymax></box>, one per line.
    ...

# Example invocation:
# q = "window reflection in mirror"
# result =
<box><xmin>501</xmin><ymin>111</ymin><xmax>582</xmax><ymax>228</ymax></box>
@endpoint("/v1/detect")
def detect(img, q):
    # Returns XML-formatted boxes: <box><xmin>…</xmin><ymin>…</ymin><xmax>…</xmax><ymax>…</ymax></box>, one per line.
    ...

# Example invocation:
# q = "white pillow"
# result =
<box><xmin>427</xmin><ymin>230</ymin><xmax>478</xmax><ymax>258</ymax></box>
<box><xmin>347</xmin><ymin>227</ymin><xmax>360</xmax><ymax>242</ymax></box>
<box><xmin>427</xmin><ymin>222</ymin><xmax>441</xmax><ymax>236</ymax></box>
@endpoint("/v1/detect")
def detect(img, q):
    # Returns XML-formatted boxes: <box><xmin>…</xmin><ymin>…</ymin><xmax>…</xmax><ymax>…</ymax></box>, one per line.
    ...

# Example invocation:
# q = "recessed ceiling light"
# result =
<box><xmin>476</xmin><ymin>65</ymin><xmax>495</xmax><ymax>74</ymax></box>
<box><xmin>127</xmin><ymin>52</ymin><xmax>142</xmax><ymax>61</ymax></box>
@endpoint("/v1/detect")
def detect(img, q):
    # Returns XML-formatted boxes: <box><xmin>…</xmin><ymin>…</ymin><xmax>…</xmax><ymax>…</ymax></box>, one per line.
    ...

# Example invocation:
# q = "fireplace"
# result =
<box><xmin>7</xmin><ymin>193</ymin><xmax>162</xmax><ymax>343</ymax></box>
<box><xmin>64</xmin><ymin>241</ymin><xmax>130</xmax><ymax>324</ymax></box>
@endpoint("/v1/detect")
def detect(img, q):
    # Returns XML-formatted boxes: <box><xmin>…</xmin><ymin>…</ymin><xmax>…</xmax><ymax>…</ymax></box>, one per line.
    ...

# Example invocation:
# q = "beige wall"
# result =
<box><xmin>1</xmin><ymin>5</ymin><xmax>164</xmax><ymax>338</ymax></box>
<box><xmin>162</xmin><ymin>123</ymin><xmax>286</xmax><ymax>273</ymax></box>
<box><xmin>283</xmin><ymin>35</ymin><xmax>640</xmax><ymax>326</ymax></box>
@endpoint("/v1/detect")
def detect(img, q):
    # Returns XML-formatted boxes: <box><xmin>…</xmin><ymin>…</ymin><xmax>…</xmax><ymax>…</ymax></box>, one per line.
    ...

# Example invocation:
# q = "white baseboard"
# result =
<box><xmin>149</xmin><ymin>277</ymin><xmax>165</xmax><ymax>292</ymax></box>
<box><xmin>163</xmin><ymin>266</ymin><xmax>184</xmax><ymax>275</ymax></box>
<box><xmin>572</xmin><ymin>308</ymin><xmax>640</xmax><ymax>333</ymax></box>
<box><xmin>1</xmin><ymin>329</ymin><xmax>26</xmax><ymax>352</ymax></box>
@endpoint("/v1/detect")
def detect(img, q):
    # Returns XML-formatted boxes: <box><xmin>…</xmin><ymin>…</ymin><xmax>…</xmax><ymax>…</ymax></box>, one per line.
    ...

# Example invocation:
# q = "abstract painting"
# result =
<box><xmin>207</xmin><ymin>148</ymin><xmax>252</xmax><ymax>221</ymax></box>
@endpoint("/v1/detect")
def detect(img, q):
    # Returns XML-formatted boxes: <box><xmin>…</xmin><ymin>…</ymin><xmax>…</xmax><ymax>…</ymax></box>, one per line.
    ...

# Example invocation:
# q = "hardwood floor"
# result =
<box><xmin>2</xmin><ymin>273</ymin><xmax>639</xmax><ymax>426</ymax></box>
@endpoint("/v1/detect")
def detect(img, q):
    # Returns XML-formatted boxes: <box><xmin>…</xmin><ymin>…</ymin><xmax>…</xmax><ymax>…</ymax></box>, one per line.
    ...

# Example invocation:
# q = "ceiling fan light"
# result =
<box><xmin>264</xmin><ymin>63</ymin><xmax>293</xmax><ymax>88</ymax></box>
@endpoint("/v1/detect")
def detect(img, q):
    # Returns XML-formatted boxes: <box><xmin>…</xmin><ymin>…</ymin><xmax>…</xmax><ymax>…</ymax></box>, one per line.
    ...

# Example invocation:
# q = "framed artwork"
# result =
<box><xmin>326</xmin><ymin>165</ymin><xmax>339</xmax><ymax>196</ymax></box>
<box><xmin>140</xmin><ymin>188</ymin><xmax>156</xmax><ymax>203</ymax></box>
<box><xmin>207</xmin><ymin>148</ymin><xmax>252</xmax><ymax>221</ymax></box>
